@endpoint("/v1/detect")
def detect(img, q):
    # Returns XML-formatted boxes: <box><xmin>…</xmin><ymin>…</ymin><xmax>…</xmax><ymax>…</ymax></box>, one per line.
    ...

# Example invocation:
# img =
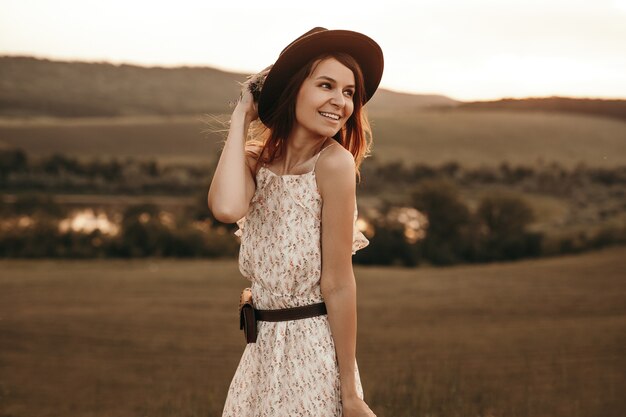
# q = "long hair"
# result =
<box><xmin>241</xmin><ymin>52</ymin><xmax>373</xmax><ymax>183</ymax></box>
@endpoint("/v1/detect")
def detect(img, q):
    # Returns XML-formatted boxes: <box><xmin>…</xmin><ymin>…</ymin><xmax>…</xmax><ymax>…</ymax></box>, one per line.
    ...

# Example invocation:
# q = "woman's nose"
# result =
<box><xmin>329</xmin><ymin>90</ymin><xmax>346</xmax><ymax>108</ymax></box>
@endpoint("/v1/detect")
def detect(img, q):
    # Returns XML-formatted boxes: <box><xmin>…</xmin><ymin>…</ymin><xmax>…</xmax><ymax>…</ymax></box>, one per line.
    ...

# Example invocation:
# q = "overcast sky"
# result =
<box><xmin>1</xmin><ymin>0</ymin><xmax>625</xmax><ymax>101</ymax></box>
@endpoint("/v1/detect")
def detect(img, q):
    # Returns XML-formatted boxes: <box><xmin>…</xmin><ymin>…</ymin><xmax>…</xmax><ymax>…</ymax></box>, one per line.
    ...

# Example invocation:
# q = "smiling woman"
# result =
<box><xmin>291</xmin><ymin>58</ymin><xmax>357</xmax><ymax>146</ymax></box>
<box><xmin>207</xmin><ymin>27</ymin><xmax>384</xmax><ymax>417</ymax></box>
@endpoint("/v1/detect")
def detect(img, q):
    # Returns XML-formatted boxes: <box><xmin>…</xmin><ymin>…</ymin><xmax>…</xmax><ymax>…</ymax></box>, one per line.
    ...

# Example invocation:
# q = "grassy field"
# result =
<box><xmin>1</xmin><ymin>109</ymin><xmax>625</xmax><ymax>168</ymax></box>
<box><xmin>1</xmin><ymin>247</ymin><xmax>625</xmax><ymax>416</ymax></box>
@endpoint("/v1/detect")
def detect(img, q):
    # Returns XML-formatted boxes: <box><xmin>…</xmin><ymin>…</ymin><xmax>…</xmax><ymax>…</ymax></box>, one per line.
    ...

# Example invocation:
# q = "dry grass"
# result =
<box><xmin>2</xmin><ymin>109</ymin><xmax>626</xmax><ymax>168</ymax></box>
<box><xmin>1</xmin><ymin>247</ymin><xmax>625</xmax><ymax>416</ymax></box>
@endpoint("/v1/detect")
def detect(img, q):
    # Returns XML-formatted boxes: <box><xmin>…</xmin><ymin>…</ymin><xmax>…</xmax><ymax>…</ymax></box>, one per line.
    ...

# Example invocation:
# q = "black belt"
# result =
<box><xmin>240</xmin><ymin>302</ymin><xmax>327</xmax><ymax>344</ymax></box>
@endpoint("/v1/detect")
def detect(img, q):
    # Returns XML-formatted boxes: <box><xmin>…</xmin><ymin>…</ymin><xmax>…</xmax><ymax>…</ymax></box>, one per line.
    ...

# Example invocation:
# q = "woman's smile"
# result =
<box><xmin>319</xmin><ymin>111</ymin><xmax>341</xmax><ymax>123</ymax></box>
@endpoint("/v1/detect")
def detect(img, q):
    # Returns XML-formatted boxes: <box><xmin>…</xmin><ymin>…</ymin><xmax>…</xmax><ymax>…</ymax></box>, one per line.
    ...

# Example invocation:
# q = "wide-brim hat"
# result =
<box><xmin>258</xmin><ymin>27</ymin><xmax>384</xmax><ymax>127</ymax></box>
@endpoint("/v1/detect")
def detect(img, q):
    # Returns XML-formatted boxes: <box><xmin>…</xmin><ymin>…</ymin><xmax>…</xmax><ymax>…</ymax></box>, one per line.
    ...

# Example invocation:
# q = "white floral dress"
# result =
<box><xmin>222</xmin><ymin>141</ymin><xmax>370</xmax><ymax>417</ymax></box>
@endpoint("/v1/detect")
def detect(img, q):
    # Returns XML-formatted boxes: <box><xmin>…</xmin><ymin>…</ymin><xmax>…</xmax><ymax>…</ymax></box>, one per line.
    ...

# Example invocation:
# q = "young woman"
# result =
<box><xmin>208</xmin><ymin>27</ymin><xmax>384</xmax><ymax>417</ymax></box>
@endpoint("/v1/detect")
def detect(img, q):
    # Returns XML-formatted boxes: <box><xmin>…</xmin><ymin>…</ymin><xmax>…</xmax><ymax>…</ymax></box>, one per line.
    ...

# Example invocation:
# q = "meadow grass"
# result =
<box><xmin>1</xmin><ymin>109</ymin><xmax>625</xmax><ymax>168</ymax></box>
<box><xmin>0</xmin><ymin>246</ymin><xmax>625</xmax><ymax>416</ymax></box>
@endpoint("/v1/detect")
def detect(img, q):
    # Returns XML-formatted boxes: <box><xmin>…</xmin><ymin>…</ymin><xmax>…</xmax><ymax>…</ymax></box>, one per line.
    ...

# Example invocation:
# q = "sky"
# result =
<box><xmin>1</xmin><ymin>0</ymin><xmax>625</xmax><ymax>101</ymax></box>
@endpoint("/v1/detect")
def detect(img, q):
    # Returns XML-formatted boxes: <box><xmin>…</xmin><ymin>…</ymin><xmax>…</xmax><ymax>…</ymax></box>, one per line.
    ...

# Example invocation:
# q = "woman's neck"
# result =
<box><xmin>271</xmin><ymin>137</ymin><xmax>330</xmax><ymax>175</ymax></box>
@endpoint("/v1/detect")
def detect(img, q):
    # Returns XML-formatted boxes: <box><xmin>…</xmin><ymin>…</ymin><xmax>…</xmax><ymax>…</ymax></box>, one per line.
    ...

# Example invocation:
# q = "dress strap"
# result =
<box><xmin>313</xmin><ymin>140</ymin><xmax>336</xmax><ymax>170</ymax></box>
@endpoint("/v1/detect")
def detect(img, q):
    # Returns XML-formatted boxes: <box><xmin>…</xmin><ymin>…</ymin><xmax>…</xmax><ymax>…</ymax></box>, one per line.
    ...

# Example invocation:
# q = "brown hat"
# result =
<box><xmin>258</xmin><ymin>27</ymin><xmax>384</xmax><ymax>127</ymax></box>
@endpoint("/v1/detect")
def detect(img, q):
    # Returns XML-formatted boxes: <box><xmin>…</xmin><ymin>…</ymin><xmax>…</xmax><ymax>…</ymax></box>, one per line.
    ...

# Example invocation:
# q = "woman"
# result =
<box><xmin>208</xmin><ymin>27</ymin><xmax>384</xmax><ymax>417</ymax></box>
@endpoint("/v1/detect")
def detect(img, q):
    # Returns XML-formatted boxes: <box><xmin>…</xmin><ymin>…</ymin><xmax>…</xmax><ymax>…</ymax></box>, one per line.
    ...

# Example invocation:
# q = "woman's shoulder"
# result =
<box><xmin>315</xmin><ymin>143</ymin><xmax>356</xmax><ymax>196</ymax></box>
<box><xmin>318</xmin><ymin>142</ymin><xmax>355</xmax><ymax>173</ymax></box>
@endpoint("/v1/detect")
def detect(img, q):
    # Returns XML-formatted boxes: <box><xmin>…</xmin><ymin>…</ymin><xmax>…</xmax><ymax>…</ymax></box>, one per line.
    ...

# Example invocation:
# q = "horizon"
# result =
<box><xmin>3</xmin><ymin>53</ymin><xmax>625</xmax><ymax>103</ymax></box>
<box><xmin>1</xmin><ymin>0</ymin><xmax>625</xmax><ymax>101</ymax></box>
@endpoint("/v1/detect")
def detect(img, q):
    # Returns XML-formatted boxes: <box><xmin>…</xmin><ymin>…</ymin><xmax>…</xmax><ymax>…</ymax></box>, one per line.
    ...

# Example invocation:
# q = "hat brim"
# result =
<box><xmin>258</xmin><ymin>29</ymin><xmax>384</xmax><ymax>127</ymax></box>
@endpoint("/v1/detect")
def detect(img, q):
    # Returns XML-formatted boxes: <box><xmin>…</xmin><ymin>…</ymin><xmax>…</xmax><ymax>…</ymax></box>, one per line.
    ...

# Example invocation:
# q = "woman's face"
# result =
<box><xmin>294</xmin><ymin>57</ymin><xmax>356</xmax><ymax>139</ymax></box>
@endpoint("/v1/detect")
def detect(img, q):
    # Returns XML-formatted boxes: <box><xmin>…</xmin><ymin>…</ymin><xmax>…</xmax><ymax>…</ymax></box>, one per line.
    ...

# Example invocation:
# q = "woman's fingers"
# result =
<box><xmin>229</xmin><ymin>66</ymin><xmax>271</xmax><ymax>112</ymax></box>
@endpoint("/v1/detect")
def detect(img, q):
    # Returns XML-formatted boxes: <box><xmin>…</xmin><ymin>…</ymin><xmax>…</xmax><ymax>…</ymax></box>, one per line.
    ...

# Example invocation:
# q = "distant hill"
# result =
<box><xmin>365</xmin><ymin>89</ymin><xmax>460</xmax><ymax>114</ymax></box>
<box><xmin>0</xmin><ymin>56</ymin><xmax>458</xmax><ymax>118</ymax></box>
<box><xmin>457</xmin><ymin>97</ymin><xmax>626</xmax><ymax>122</ymax></box>
<box><xmin>1</xmin><ymin>55</ymin><xmax>623</xmax><ymax>123</ymax></box>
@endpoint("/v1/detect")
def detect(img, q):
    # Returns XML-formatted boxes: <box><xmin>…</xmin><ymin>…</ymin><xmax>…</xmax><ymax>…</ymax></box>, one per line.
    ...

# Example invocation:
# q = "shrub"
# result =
<box><xmin>474</xmin><ymin>192</ymin><xmax>541</xmax><ymax>261</ymax></box>
<box><xmin>410</xmin><ymin>179</ymin><xmax>472</xmax><ymax>265</ymax></box>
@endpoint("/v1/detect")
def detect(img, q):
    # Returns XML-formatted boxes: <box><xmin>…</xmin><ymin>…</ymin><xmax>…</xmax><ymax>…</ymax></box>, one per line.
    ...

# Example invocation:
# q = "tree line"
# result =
<box><xmin>2</xmin><ymin>148</ymin><xmax>624</xmax><ymax>264</ymax></box>
<box><xmin>1</xmin><ymin>180</ymin><xmax>624</xmax><ymax>265</ymax></box>
<box><xmin>2</xmin><ymin>148</ymin><xmax>624</xmax><ymax>196</ymax></box>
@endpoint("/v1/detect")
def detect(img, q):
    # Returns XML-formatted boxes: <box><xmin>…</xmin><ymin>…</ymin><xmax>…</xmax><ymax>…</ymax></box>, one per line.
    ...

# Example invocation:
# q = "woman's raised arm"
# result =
<box><xmin>207</xmin><ymin>111</ymin><xmax>253</xmax><ymax>223</ymax></box>
<box><xmin>207</xmin><ymin>68</ymin><xmax>270</xmax><ymax>223</ymax></box>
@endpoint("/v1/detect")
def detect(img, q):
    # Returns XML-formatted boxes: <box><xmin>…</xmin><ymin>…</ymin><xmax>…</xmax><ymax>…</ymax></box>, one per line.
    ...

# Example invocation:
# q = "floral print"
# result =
<box><xmin>222</xmin><ymin>143</ymin><xmax>369</xmax><ymax>416</ymax></box>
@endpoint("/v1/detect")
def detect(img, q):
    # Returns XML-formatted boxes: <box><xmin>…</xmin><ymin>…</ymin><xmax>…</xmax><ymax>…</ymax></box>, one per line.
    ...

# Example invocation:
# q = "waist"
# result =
<box><xmin>254</xmin><ymin>302</ymin><xmax>327</xmax><ymax>322</ymax></box>
<box><xmin>250</xmin><ymin>281</ymin><xmax>324</xmax><ymax>310</ymax></box>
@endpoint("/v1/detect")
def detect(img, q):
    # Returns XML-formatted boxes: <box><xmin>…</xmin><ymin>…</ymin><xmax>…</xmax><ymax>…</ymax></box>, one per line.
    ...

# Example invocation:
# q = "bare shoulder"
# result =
<box><xmin>316</xmin><ymin>143</ymin><xmax>356</xmax><ymax>197</ymax></box>
<box><xmin>317</xmin><ymin>143</ymin><xmax>356</xmax><ymax>177</ymax></box>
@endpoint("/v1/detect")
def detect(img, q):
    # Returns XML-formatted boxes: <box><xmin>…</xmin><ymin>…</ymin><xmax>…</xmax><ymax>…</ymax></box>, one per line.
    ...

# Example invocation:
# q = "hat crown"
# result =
<box><xmin>280</xmin><ymin>27</ymin><xmax>328</xmax><ymax>56</ymax></box>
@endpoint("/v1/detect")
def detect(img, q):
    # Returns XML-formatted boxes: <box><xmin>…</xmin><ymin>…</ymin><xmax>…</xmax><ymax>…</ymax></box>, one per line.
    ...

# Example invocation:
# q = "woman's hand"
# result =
<box><xmin>232</xmin><ymin>65</ymin><xmax>272</xmax><ymax>123</ymax></box>
<box><xmin>342</xmin><ymin>396</ymin><xmax>377</xmax><ymax>417</ymax></box>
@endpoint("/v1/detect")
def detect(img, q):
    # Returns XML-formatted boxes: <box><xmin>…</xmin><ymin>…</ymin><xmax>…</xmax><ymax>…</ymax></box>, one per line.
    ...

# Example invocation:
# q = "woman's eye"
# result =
<box><xmin>321</xmin><ymin>83</ymin><xmax>354</xmax><ymax>98</ymax></box>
